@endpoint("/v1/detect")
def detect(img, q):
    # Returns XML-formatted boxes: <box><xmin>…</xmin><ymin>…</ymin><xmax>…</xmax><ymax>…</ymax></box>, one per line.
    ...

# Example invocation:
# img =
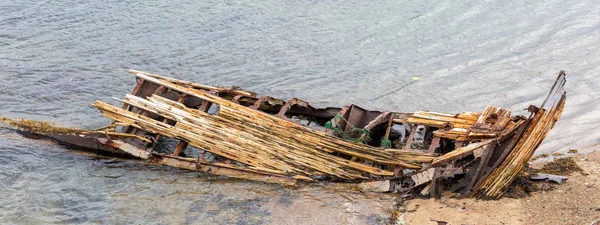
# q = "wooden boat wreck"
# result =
<box><xmin>1</xmin><ymin>70</ymin><xmax>567</xmax><ymax>199</ymax></box>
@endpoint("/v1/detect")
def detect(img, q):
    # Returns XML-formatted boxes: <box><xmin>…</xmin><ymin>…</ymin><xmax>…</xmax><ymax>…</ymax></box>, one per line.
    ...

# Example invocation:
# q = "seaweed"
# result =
<box><xmin>538</xmin><ymin>157</ymin><xmax>583</xmax><ymax>176</ymax></box>
<box><xmin>503</xmin><ymin>173</ymin><xmax>538</xmax><ymax>198</ymax></box>
<box><xmin>0</xmin><ymin>117</ymin><xmax>85</xmax><ymax>134</ymax></box>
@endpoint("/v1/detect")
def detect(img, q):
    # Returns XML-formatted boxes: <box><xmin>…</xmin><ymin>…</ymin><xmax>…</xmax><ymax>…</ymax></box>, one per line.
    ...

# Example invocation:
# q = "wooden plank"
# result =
<box><xmin>122</xmin><ymin>78</ymin><xmax>145</xmax><ymax>110</ymax></box>
<box><xmin>276</xmin><ymin>98</ymin><xmax>312</xmax><ymax>118</ymax></box>
<box><xmin>462</xmin><ymin>143</ymin><xmax>495</xmax><ymax>196</ymax></box>
<box><xmin>105</xmin><ymin>139</ymin><xmax>297</xmax><ymax>185</ymax></box>
<box><xmin>427</xmin><ymin>137</ymin><xmax>441</xmax><ymax>153</ymax></box>
<box><xmin>104</xmin><ymin>139</ymin><xmax>151</xmax><ymax>159</ymax></box>
<box><xmin>360</xmin><ymin>112</ymin><xmax>391</xmax><ymax>140</ymax></box>
<box><xmin>172</xmin><ymin>141</ymin><xmax>189</xmax><ymax>156</ymax></box>
<box><xmin>470</xmin><ymin>106</ymin><xmax>512</xmax><ymax>132</ymax></box>
<box><xmin>409</xmin><ymin>112</ymin><xmax>478</xmax><ymax>125</ymax></box>
<box><xmin>406</xmin><ymin>117</ymin><xmax>473</xmax><ymax>129</ymax></box>
<box><xmin>476</xmin><ymin>71</ymin><xmax>567</xmax><ymax>199</ymax></box>
<box><xmin>431</xmin><ymin>139</ymin><xmax>495</xmax><ymax>167</ymax></box>
<box><xmin>403</xmin><ymin>125</ymin><xmax>418</xmax><ymax>150</ymax></box>
<box><xmin>128</xmin><ymin>69</ymin><xmax>255</xmax><ymax>97</ymax></box>
<box><xmin>95</xmin><ymin>96</ymin><xmax>423</xmax><ymax>179</ymax></box>
<box><xmin>156</xmin><ymin>156</ymin><xmax>296</xmax><ymax>185</ymax></box>
<box><xmin>412</xmin><ymin>168</ymin><xmax>436</xmax><ymax>186</ymax></box>
<box><xmin>384</xmin><ymin>117</ymin><xmax>393</xmax><ymax>139</ymax></box>
<box><xmin>430</xmin><ymin>168</ymin><xmax>443</xmax><ymax>198</ymax></box>
<box><xmin>120</xmin><ymin>73</ymin><xmax>436</xmax><ymax>170</ymax></box>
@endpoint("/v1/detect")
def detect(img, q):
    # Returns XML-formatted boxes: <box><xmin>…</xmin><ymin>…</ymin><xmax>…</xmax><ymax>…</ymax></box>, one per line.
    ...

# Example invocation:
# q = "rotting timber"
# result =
<box><xmin>0</xmin><ymin>70</ymin><xmax>567</xmax><ymax>199</ymax></box>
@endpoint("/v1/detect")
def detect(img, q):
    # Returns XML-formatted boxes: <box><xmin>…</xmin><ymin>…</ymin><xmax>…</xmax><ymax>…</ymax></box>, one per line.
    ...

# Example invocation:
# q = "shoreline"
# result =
<box><xmin>402</xmin><ymin>147</ymin><xmax>600</xmax><ymax>225</ymax></box>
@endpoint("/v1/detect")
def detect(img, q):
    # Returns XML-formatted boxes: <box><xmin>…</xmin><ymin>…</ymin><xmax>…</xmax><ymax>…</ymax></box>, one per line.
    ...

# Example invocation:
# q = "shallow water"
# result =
<box><xmin>1</xmin><ymin>0</ymin><xmax>599</xmax><ymax>224</ymax></box>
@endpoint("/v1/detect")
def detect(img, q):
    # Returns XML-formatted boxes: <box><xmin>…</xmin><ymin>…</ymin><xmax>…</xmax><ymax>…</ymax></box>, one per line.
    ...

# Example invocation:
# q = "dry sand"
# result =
<box><xmin>403</xmin><ymin>149</ymin><xmax>600</xmax><ymax>225</ymax></box>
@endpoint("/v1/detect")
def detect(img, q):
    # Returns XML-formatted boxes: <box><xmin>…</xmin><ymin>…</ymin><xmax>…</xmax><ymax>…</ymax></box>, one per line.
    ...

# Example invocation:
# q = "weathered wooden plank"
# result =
<box><xmin>476</xmin><ymin>71</ymin><xmax>567</xmax><ymax>199</ymax></box>
<box><xmin>95</xmin><ymin>93</ymin><xmax>433</xmax><ymax>179</ymax></box>
<box><xmin>431</xmin><ymin>139</ymin><xmax>495</xmax><ymax>167</ymax></box>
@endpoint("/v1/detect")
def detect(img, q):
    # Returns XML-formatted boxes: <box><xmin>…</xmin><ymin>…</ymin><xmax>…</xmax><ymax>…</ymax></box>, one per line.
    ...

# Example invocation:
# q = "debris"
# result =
<box><xmin>431</xmin><ymin>140</ymin><xmax>495</xmax><ymax>167</ymax></box>
<box><xmin>430</xmin><ymin>219</ymin><xmax>448</xmax><ymax>225</ymax></box>
<box><xmin>2</xmin><ymin>69</ymin><xmax>568</xmax><ymax>200</ymax></box>
<box><xmin>476</xmin><ymin>71</ymin><xmax>566</xmax><ymax>199</ymax></box>
<box><xmin>411</xmin><ymin>168</ymin><xmax>436</xmax><ymax>186</ymax></box>
<box><xmin>420</xmin><ymin>183</ymin><xmax>432</xmax><ymax>195</ymax></box>
<box><xmin>568</xmin><ymin>149</ymin><xmax>579</xmax><ymax>154</ymax></box>
<box><xmin>469</xmin><ymin>106</ymin><xmax>512</xmax><ymax>137</ymax></box>
<box><xmin>530</xmin><ymin>173</ymin><xmax>568</xmax><ymax>183</ymax></box>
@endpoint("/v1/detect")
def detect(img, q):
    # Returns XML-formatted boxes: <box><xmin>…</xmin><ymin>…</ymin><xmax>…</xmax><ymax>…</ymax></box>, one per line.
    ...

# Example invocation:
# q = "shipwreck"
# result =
<box><xmin>1</xmin><ymin>70</ymin><xmax>566</xmax><ymax>199</ymax></box>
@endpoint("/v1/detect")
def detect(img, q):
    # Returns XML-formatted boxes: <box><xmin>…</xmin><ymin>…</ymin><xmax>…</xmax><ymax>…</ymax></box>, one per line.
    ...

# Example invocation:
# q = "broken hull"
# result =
<box><xmin>2</xmin><ymin>70</ymin><xmax>566</xmax><ymax>199</ymax></box>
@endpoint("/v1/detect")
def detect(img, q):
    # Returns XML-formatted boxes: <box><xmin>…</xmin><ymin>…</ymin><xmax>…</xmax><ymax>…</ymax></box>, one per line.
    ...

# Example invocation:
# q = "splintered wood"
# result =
<box><xmin>94</xmin><ymin>73</ymin><xmax>436</xmax><ymax>181</ymax></box>
<box><xmin>431</xmin><ymin>139</ymin><xmax>495</xmax><ymax>167</ymax></box>
<box><xmin>84</xmin><ymin>70</ymin><xmax>569</xmax><ymax>196</ymax></box>
<box><xmin>2</xmin><ymin>69</ymin><xmax>566</xmax><ymax>199</ymax></box>
<box><xmin>407</xmin><ymin>112</ymin><xmax>480</xmax><ymax>129</ymax></box>
<box><xmin>476</xmin><ymin>71</ymin><xmax>567</xmax><ymax>199</ymax></box>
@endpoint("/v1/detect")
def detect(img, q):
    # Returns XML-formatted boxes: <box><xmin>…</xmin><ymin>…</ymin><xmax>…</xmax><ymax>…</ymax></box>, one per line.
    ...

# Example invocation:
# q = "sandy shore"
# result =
<box><xmin>403</xmin><ymin>149</ymin><xmax>600</xmax><ymax>225</ymax></box>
